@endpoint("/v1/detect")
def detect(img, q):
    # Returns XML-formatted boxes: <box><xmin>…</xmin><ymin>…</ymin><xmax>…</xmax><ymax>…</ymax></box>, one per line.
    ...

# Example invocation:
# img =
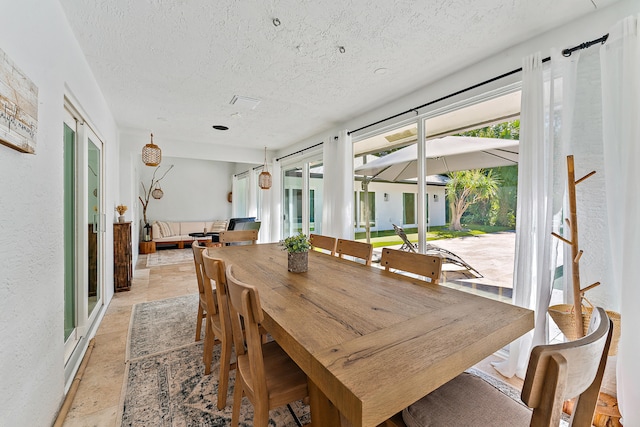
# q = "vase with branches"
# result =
<box><xmin>139</xmin><ymin>164</ymin><xmax>174</xmax><ymax>225</ymax></box>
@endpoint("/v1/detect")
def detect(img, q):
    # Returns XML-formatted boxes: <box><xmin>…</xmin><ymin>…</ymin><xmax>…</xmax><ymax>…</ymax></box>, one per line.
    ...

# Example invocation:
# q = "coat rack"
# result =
<box><xmin>550</xmin><ymin>155</ymin><xmax>599</xmax><ymax>339</ymax></box>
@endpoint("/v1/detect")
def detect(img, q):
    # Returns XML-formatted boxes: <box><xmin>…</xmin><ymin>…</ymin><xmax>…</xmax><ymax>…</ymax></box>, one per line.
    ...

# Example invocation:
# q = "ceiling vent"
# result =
<box><xmin>229</xmin><ymin>95</ymin><xmax>261</xmax><ymax>110</ymax></box>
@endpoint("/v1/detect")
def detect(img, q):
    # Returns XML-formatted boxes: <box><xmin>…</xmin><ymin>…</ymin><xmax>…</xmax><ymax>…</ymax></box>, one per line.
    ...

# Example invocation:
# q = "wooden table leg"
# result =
<box><xmin>308</xmin><ymin>380</ymin><xmax>346</xmax><ymax>426</ymax></box>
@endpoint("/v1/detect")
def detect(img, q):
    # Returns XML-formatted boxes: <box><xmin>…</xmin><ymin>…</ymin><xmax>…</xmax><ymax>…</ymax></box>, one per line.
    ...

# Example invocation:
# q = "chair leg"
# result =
<box><xmin>216</xmin><ymin>338</ymin><xmax>232</xmax><ymax>409</ymax></box>
<box><xmin>203</xmin><ymin>317</ymin><xmax>214</xmax><ymax>375</ymax></box>
<box><xmin>195</xmin><ymin>305</ymin><xmax>204</xmax><ymax>341</ymax></box>
<box><xmin>231</xmin><ymin>378</ymin><xmax>243</xmax><ymax>426</ymax></box>
<box><xmin>254</xmin><ymin>402</ymin><xmax>269</xmax><ymax>427</ymax></box>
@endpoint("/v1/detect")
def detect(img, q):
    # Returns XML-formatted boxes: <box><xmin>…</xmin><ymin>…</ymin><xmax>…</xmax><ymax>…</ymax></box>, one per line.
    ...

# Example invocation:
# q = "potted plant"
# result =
<box><xmin>115</xmin><ymin>204</ymin><xmax>128</xmax><ymax>223</ymax></box>
<box><xmin>282</xmin><ymin>232</ymin><xmax>310</xmax><ymax>273</ymax></box>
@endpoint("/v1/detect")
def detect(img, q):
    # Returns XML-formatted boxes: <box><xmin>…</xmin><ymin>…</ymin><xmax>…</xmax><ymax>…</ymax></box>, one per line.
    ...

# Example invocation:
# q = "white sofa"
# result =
<box><xmin>151</xmin><ymin>220</ymin><xmax>228</xmax><ymax>248</ymax></box>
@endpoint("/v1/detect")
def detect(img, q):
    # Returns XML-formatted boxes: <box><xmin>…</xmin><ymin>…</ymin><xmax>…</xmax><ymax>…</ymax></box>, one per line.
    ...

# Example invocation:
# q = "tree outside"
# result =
<box><xmin>448</xmin><ymin>120</ymin><xmax>519</xmax><ymax>229</ymax></box>
<box><xmin>446</xmin><ymin>169</ymin><xmax>499</xmax><ymax>231</ymax></box>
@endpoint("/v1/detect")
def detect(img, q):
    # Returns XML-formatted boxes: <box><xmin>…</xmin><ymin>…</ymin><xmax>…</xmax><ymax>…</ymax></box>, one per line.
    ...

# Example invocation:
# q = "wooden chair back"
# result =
<box><xmin>522</xmin><ymin>307</ymin><xmax>613</xmax><ymax>426</ymax></box>
<box><xmin>191</xmin><ymin>241</ymin><xmax>216</xmax><ymax>342</ymax></box>
<box><xmin>191</xmin><ymin>241</ymin><xmax>207</xmax><ymax>300</ymax></box>
<box><xmin>336</xmin><ymin>239</ymin><xmax>374</xmax><ymax>266</ymax></box>
<box><xmin>310</xmin><ymin>233</ymin><xmax>337</xmax><ymax>255</ymax></box>
<box><xmin>219</xmin><ymin>229</ymin><xmax>258</xmax><ymax>245</ymax></box>
<box><xmin>380</xmin><ymin>248</ymin><xmax>443</xmax><ymax>284</ymax></box>
<box><xmin>225</xmin><ymin>264</ymin><xmax>268</xmax><ymax>398</ymax></box>
<box><xmin>200</xmin><ymin>251</ymin><xmax>235</xmax><ymax>409</ymax></box>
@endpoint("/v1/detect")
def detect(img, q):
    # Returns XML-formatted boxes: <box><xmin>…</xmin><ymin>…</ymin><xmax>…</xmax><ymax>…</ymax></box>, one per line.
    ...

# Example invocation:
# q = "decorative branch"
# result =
<box><xmin>139</xmin><ymin>164</ymin><xmax>173</xmax><ymax>224</ymax></box>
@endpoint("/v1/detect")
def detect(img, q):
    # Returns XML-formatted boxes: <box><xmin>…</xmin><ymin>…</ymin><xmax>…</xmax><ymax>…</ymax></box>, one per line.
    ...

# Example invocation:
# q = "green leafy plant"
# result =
<box><xmin>281</xmin><ymin>232</ymin><xmax>310</xmax><ymax>253</ymax></box>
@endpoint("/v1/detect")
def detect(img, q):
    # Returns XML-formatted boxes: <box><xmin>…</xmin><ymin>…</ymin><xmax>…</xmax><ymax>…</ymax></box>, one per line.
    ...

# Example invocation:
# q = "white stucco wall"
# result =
<box><xmin>0</xmin><ymin>1</ymin><xmax>118</xmax><ymax>425</ymax></box>
<box><xmin>355</xmin><ymin>181</ymin><xmax>447</xmax><ymax>231</ymax></box>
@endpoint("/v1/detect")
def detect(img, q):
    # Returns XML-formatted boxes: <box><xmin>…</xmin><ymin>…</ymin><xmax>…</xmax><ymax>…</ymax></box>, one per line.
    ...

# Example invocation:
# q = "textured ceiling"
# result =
<box><xmin>59</xmin><ymin>0</ymin><xmax>617</xmax><ymax>153</ymax></box>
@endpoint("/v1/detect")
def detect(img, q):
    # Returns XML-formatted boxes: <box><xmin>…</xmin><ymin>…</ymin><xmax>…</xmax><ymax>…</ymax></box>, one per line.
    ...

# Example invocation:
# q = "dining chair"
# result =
<box><xmin>336</xmin><ymin>238</ymin><xmax>374</xmax><ymax>266</ymax></box>
<box><xmin>226</xmin><ymin>264</ymin><xmax>309</xmax><ymax>427</ymax></box>
<box><xmin>309</xmin><ymin>233</ymin><xmax>337</xmax><ymax>255</ymax></box>
<box><xmin>379</xmin><ymin>248</ymin><xmax>443</xmax><ymax>284</ymax></box>
<box><xmin>218</xmin><ymin>229</ymin><xmax>258</xmax><ymax>246</ymax></box>
<box><xmin>200</xmin><ymin>251</ymin><xmax>235</xmax><ymax>410</ymax></box>
<box><xmin>191</xmin><ymin>241</ymin><xmax>217</xmax><ymax>342</ymax></box>
<box><xmin>399</xmin><ymin>307</ymin><xmax>613</xmax><ymax>427</ymax></box>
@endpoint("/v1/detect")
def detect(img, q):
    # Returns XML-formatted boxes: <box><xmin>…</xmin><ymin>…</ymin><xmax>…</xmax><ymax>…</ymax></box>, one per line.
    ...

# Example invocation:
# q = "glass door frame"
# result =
<box><xmin>63</xmin><ymin>101</ymin><xmax>105</xmax><ymax>366</ymax></box>
<box><xmin>280</xmin><ymin>149</ymin><xmax>322</xmax><ymax>239</ymax></box>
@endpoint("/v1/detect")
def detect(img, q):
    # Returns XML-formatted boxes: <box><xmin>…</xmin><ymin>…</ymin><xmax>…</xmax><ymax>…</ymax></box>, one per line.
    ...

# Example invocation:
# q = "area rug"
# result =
<box><xmin>121</xmin><ymin>295</ymin><xmax>310</xmax><ymax>426</ymax></box>
<box><xmin>126</xmin><ymin>294</ymin><xmax>200</xmax><ymax>360</ymax></box>
<box><xmin>146</xmin><ymin>248</ymin><xmax>194</xmax><ymax>267</ymax></box>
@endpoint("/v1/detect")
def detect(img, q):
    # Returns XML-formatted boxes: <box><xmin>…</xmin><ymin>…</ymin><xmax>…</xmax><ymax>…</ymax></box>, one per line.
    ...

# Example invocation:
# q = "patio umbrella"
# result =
<box><xmin>355</xmin><ymin>136</ymin><xmax>519</xmax><ymax>181</ymax></box>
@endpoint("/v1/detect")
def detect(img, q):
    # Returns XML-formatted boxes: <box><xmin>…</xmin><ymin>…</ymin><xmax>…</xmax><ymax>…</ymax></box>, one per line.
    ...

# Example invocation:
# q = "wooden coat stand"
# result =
<box><xmin>550</xmin><ymin>155</ymin><xmax>599</xmax><ymax>339</ymax></box>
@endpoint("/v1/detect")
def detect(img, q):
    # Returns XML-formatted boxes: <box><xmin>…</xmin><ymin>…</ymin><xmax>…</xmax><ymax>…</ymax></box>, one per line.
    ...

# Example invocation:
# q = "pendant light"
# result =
<box><xmin>142</xmin><ymin>133</ymin><xmax>161</xmax><ymax>166</ymax></box>
<box><xmin>258</xmin><ymin>147</ymin><xmax>272</xmax><ymax>190</ymax></box>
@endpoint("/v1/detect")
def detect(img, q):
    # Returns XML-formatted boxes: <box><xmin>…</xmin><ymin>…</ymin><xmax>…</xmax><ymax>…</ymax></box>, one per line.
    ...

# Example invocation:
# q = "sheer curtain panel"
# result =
<box><xmin>494</xmin><ymin>52</ymin><xmax>565</xmax><ymax>379</ymax></box>
<box><xmin>322</xmin><ymin>130</ymin><xmax>353</xmax><ymax>239</ymax></box>
<box><xmin>600</xmin><ymin>14</ymin><xmax>640</xmax><ymax>424</ymax></box>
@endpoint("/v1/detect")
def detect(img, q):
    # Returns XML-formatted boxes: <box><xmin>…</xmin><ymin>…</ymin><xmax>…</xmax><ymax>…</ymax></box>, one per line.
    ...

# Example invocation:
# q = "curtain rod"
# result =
<box><xmin>276</xmin><ymin>141</ymin><xmax>324</xmax><ymax>162</ymax></box>
<box><xmin>562</xmin><ymin>34</ymin><xmax>608</xmax><ymax>57</ymax></box>
<box><xmin>349</xmin><ymin>32</ymin><xmax>608</xmax><ymax>136</ymax></box>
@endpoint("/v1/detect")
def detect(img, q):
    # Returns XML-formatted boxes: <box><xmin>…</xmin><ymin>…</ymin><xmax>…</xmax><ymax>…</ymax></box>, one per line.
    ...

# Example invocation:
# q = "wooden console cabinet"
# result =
<box><xmin>114</xmin><ymin>222</ymin><xmax>132</xmax><ymax>292</ymax></box>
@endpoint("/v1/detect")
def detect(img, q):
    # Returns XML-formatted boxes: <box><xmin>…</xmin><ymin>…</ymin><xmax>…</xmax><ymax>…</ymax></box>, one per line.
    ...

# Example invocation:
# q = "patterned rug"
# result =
<box><xmin>146</xmin><ymin>248</ymin><xmax>194</xmax><ymax>267</ymax></box>
<box><xmin>120</xmin><ymin>295</ymin><xmax>310</xmax><ymax>426</ymax></box>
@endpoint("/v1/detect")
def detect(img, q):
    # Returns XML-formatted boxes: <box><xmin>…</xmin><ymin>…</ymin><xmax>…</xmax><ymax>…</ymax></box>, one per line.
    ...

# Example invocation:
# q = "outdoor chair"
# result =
<box><xmin>336</xmin><ymin>238</ymin><xmax>374</xmax><ymax>266</ymax></box>
<box><xmin>400</xmin><ymin>307</ymin><xmax>613</xmax><ymax>427</ymax></box>
<box><xmin>380</xmin><ymin>248</ymin><xmax>443</xmax><ymax>284</ymax></box>
<box><xmin>225</xmin><ymin>264</ymin><xmax>309</xmax><ymax>426</ymax></box>
<box><xmin>392</xmin><ymin>224</ymin><xmax>482</xmax><ymax>278</ymax></box>
<box><xmin>310</xmin><ymin>233</ymin><xmax>337</xmax><ymax>255</ymax></box>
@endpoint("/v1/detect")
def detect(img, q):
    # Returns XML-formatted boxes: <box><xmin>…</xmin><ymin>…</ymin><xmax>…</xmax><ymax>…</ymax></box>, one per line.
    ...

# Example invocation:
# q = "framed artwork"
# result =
<box><xmin>0</xmin><ymin>48</ymin><xmax>38</xmax><ymax>154</ymax></box>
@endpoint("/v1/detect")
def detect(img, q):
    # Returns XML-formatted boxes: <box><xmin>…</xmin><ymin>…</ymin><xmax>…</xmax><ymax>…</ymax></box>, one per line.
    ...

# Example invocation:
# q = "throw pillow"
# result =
<box><xmin>157</xmin><ymin>221</ymin><xmax>173</xmax><ymax>237</ymax></box>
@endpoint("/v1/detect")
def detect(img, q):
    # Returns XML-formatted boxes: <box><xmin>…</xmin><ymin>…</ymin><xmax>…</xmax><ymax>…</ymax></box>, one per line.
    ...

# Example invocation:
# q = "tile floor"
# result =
<box><xmin>61</xmin><ymin>251</ymin><xmax>523</xmax><ymax>426</ymax></box>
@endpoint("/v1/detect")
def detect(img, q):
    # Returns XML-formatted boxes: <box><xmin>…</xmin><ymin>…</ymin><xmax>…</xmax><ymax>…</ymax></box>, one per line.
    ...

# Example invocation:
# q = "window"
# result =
<box><xmin>354</xmin><ymin>191</ymin><xmax>375</xmax><ymax>228</ymax></box>
<box><xmin>403</xmin><ymin>193</ymin><xmax>416</xmax><ymax>225</ymax></box>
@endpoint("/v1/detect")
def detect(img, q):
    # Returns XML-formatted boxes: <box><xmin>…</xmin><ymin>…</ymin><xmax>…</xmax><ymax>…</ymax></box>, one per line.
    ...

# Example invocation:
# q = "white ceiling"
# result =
<box><xmin>59</xmin><ymin>0</ymin><xmax>618</xmax><ymax>153</ymax></box>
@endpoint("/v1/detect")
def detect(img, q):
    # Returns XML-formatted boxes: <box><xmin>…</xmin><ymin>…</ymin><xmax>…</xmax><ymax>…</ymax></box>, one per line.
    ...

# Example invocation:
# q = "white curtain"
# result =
<box><xmin>231</xmin><ymin>174</ymin><xmax>239</xmax><ymax>217</ymax></box>
<box><xmin>494</xmin><ymin>52</ymin><xmax>566</xmax><ymax>378</ymax></box>
<box><xmin>322</xmin><ymin>130</ymin><xmax>353</xmax><ymax>239</ymax></box>
<box><xmin>247</xmin><ymin>170</ymin><xmax>258</xmax><ymax>218</ymax></box>
<box><xmin>601</xmin><ymin>14</ymin><xmax>640</xmax><ymax>424</ymax></box>
<box><xmin>266</xmin><ymin>159</ymin><xmax>282</xmax><ymax>242</ymax></box>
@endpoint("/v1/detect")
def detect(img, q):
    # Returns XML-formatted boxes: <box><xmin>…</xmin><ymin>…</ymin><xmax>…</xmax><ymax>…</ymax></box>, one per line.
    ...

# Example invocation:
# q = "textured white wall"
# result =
<box><xmin>138</xmin><ymin>156</ymin><xmax>234</xmax><ymax>224</ymax></box>
<box><xmin>0</xmin><ymin>1</ymin><xmax>118</xmax><ymax>425</ymax></box>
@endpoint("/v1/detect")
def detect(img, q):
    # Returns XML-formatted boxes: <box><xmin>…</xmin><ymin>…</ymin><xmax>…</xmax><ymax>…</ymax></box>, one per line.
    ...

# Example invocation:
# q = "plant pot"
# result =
<box><xmin>288</xmin><ymin>251</ymin><xmax>308</xmax><ymax>273</ymax></box>
<box><xmin>118</xmin><ymin>215</ymin><xmax>125</xmax><ymax>223</ymax></box>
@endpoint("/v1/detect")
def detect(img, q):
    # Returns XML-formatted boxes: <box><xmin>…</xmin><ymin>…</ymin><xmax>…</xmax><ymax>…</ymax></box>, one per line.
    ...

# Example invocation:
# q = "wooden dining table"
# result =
<box><xmin>206</xmin><ymin>243</ymin><xmax>534</xmax><ymax>427</ymax></box>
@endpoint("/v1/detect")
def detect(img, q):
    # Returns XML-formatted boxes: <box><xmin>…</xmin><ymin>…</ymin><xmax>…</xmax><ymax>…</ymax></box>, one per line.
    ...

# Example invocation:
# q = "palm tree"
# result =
<box><xmin>446</xmin><ymin>169</ymin><xmax>499</xmax><ymax>231</ymax></box>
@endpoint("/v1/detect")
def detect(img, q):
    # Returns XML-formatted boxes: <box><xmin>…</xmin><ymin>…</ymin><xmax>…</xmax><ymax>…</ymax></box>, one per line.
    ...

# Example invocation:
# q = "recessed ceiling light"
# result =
<box><xmin>338</xmin><ymin>46</ymin><xmax>346</xmax><ymax>54</ymax></box>
<box><xmin>212</xmin><ymin>125</ymin><xmax>229</xmax><ymax>131</ymax></box>
<box><xmin>272</xmin><ymin>18</ymin><xmax>281</xmax><ymax>27</ymax></box>
<box><xmin>374</xmin><ymin>68</ymin><xmax>388</xmax><ymax>75</ymax></box>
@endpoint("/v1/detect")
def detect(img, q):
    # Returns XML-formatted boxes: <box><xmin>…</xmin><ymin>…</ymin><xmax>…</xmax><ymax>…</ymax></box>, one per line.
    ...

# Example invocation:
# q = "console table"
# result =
<box><xmin>114</xmin><ymin>222</ymin><xmax>132</xmax><ymax>292</ymax></box>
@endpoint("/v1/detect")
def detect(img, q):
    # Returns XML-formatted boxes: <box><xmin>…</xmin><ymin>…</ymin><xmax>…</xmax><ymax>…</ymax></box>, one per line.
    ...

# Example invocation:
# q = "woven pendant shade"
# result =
<box><xmin>142</xmin><ymin>133</ymin><xmax>161</xmax><ymax>166</ymax></box>
<box><xmin>258</xmin><ymin>147</ymin><xmax>272</xmax><ymax>189</ymax></box>
<box><xmin>151</xmin><ymin>186</ymin><xmax>164</xmax><ymax>199</ymax></box>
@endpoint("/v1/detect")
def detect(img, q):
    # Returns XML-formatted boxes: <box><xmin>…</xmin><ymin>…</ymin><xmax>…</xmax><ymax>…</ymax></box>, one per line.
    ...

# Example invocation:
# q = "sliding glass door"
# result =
<box><xmin>281</xmin><ymin>155</ymin><xmax>324</xmax><ymax>238</ymax></box>
<box><xmin>63</xmin><ymin>105</ymin><xmax>104</xmax><ymax>364</ymax></box>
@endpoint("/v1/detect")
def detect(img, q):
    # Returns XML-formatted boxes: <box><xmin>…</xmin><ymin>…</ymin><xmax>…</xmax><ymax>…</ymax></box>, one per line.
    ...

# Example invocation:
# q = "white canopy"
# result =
<box><xmin>355</xmin><ymin>136</ymin><xmax>519</xmax><ymax>181</ymax></box>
